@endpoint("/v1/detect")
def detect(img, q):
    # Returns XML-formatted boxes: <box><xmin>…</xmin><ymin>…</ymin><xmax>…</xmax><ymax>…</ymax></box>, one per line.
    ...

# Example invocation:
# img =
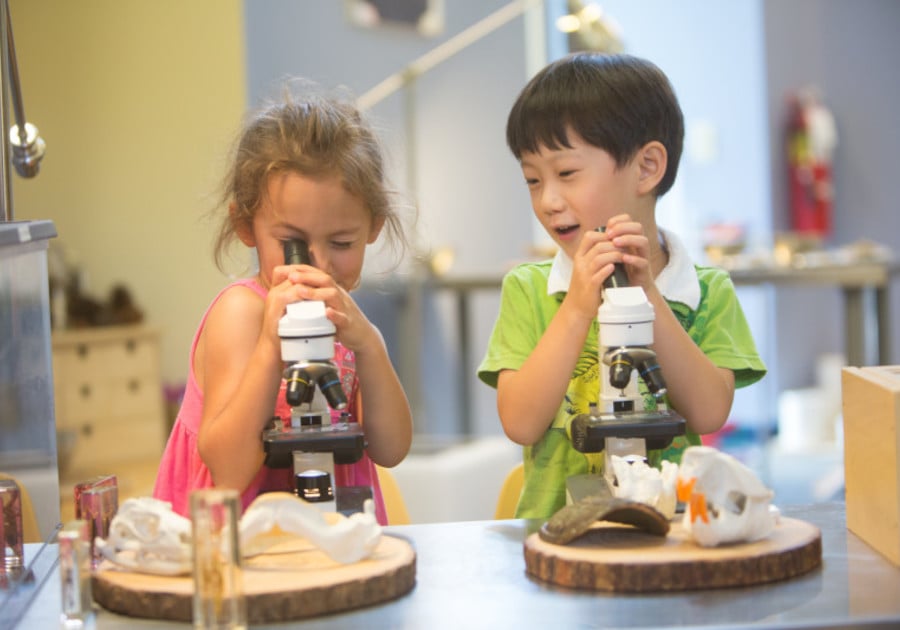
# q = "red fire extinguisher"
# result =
<box><xmin>786</xmin><ymin>88</ymin><xmax>838</xmax><ymax>237</ymax></box>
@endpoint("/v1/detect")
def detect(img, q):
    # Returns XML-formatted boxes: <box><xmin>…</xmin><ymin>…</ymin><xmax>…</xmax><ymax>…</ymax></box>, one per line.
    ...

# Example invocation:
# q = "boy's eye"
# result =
<box><xmin>559</xmin><ymin>169</ymin><xmax>576</xmax><ymax>178</ymax></box>
<box><xmin>525</xmin><ymin>177</ymin><xmax>539</xmax><ymax>186</ymax></box>
<box><xmin>332</xmin><ymin>241</ymin><xmax>353</xmax><ymax>249</ymax></box>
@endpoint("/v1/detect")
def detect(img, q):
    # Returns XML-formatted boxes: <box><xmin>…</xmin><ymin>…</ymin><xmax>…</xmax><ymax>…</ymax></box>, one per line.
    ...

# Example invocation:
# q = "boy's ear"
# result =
<box><xmin>231</xmin><ymin>202</ymin><xmax>256</xmax><ymax>247</ymax></box>
<box><xmin>635</xmin><ymin>141</ymin><xmax>668</xmax><ymax>195</ymax></box>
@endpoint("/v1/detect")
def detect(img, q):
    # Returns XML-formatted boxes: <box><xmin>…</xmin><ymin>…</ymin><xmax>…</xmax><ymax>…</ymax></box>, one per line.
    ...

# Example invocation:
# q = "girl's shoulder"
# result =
<box><xmin>202</xmin><ymin>279</ymin><xmax>267</xmax><ymax>335</ymax></box>
<box><xmin>223</xmin><ymin>277</ymin><xmax>267</xmax><ymax>298</ymax></box>
<box><xmin>209</xmin><ymin>278</ymin><xmax>266</xmax><ymax>311</ymax></box>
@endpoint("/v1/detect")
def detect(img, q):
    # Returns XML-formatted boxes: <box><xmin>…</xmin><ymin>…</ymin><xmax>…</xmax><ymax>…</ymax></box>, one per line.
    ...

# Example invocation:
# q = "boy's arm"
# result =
<box><xmin>497</xmin><ymin>232</ymin><xmax>616</xmax><ymax>445</ymax></box>
<box><xmin>606</xmin><ymin>216</ymin><xmax>736</xmax><ymax>435</ymax></box>
<box><xmin>497</xmin><ymin>297</ymin><xmax>594</xmax><ymax>445</ymax></box>
<box><xmin>644</xmin><ymin>284</ymin><xmax>735</xmax><ymax>435</ymax></box>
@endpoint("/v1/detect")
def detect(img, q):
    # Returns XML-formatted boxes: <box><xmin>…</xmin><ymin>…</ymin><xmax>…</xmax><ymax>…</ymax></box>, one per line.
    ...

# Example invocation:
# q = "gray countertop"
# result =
<box><xmin>6</xmin><ymin>502</ymin><xmax>900</xmax><ymax>629</ymax></box>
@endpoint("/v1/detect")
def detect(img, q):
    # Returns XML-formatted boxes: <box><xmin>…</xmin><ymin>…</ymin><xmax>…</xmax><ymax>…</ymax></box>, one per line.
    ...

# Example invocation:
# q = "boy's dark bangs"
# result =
<box><xmin>508</xmin><ymin>105</ymin><xmax>575</xmax><ymax>158</ymax></box>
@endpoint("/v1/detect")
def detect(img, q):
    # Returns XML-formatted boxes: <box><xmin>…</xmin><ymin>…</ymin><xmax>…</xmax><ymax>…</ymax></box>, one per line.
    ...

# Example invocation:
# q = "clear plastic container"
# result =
<box><xmin>0</xmin><ymin>220</ymin><xmax>60</xmax><ymax>536</ymax></box>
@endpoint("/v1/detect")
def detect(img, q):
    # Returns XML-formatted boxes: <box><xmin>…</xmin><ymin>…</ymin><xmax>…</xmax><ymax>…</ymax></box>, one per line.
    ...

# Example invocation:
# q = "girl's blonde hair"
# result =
<box><xmin>213</xmin><ymin>81</ymin><xmax>408</xmax><ymax>271</ymax></box>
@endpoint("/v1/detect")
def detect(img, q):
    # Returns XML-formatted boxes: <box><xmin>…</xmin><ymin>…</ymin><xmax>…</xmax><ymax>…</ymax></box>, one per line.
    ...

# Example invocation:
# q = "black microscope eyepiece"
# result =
<box><xmin>596</xmin><ymin>226</ymin><xmax>629</xmax><ymax>289</ymax></box>
<box><xmin>284</xmin><ymin>239</ymin><xmax>311</xmax><ymax>266</ymax></box>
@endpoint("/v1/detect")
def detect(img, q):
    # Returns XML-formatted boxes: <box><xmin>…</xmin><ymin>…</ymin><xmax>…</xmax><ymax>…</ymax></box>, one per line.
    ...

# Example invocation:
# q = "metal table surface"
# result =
<box><xmin>5</xmin><ymin>502</ymin><xmax>900</xmax><ymax>629</ymax></box>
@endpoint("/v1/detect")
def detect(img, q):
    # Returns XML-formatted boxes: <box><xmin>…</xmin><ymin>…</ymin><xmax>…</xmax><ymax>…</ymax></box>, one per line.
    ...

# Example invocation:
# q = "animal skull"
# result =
<box><xmin>676</xmin><ymin>445</ymin><xmax>779</xmax><ymax>547</ymax></box>
<box><xmin>95</xmin><ymin>497</ymin><xmax>193</xmax><ymax>575</ymax></box>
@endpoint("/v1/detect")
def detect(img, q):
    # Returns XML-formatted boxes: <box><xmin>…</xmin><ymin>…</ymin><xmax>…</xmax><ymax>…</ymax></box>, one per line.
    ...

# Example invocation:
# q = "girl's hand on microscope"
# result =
<box><xmin>263</xmin><ymin>264</ymin><xmax>309</xmax><ymax>343</ymax></box>
<box><xmin>604</xmin><ymin>214</ymin><xmax>654</xmax><ymax>290</ymax></box>
<box><xmin>288</xmin><ymin>266</ymin><xmax>381</xmax><ymax>356</ymax></box>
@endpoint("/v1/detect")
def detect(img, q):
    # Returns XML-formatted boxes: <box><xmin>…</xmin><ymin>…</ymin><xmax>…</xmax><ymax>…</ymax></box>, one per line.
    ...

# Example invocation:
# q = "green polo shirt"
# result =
<box><xmin>477</xmin><ymin>260</ymin><xmax>766</xmax><ymax>520</ymax></box>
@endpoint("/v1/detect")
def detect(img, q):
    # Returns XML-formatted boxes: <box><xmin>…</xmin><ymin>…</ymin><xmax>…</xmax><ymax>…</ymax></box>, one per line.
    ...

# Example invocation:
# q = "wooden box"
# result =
<box><xmin>841</xmin><ymin>365</ymin><xmax>900</xmax><ymax>566</ymax></box>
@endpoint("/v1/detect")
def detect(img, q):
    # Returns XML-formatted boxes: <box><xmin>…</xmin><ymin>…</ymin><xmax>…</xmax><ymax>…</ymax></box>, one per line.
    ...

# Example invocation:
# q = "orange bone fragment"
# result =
<box><xmin>676</xmin><ymin>477</ymin><xmax>696</xmax><ymax>502</ymax></box>
<box><xmin>690</xmin><ymin>493</ymin><xmax>710</xmax><ymax>524</ymax></box>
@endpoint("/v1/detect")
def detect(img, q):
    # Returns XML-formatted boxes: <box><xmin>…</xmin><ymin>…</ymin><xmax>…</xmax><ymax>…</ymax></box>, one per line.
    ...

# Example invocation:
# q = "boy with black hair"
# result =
<box><xmin>478</xmin><ymin>53</ymin><xmax>766</xmax><ymax>519</ymax></box>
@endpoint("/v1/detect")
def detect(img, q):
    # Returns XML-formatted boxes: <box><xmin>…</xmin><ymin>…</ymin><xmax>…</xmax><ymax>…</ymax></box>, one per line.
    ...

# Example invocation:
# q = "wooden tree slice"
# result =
<box><xmin>524</xmin><ymin>516</ymin><xmax>821</xmax><ymax>592</ymax></box>
<box><xmin>92</xmin><ymin>534</ymin><xmax>416</xmax><ymax>623</ymax></box>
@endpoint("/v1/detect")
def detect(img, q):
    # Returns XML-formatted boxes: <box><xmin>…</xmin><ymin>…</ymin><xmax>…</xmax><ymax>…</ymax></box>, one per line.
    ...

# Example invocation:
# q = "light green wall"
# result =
<box><xmin>10</xmin><ymin>0</ymin><xmax>246</xmax><ymax>384</ymax></box>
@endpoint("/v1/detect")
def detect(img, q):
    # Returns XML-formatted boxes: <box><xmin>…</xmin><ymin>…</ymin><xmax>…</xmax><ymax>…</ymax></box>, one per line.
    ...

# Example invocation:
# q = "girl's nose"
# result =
<box><xmin>306</xmin><ymin>245</ymin><xmax>329</xmax><ymax>274</ymax></box>
<box><xmin>307</xmin><ymin>247</ymin><xmax>321</xmax><ymax>269</ymax></box>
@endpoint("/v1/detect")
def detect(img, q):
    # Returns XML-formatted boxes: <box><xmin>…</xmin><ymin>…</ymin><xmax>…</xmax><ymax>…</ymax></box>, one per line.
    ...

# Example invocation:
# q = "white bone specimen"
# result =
<box><xmin>239</xmin><ymin>492</ymin><xmax>381</xmax><ymax>564</ymax></box>
<box><xmin>676</xmin><ymin>445</ymin><xmax>780</xmax><ymax>547</ymax></box>
<box><xmin>95</xmin><ymin>493</ymin><xmax>382</xmax><ymax>575</ymax></box>
<box><xmin>95</xmin><ymin>497</ymin><xmax>193</xmax><ymax>575</ymax></box>
<box><xmin>610</xmin><ymin>455</ymin><xmax>678</xmax><ymax>519</ymax></box>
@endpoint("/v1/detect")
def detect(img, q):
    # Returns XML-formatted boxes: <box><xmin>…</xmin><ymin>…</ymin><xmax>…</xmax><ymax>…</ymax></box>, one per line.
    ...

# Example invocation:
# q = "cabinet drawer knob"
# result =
<box><xmin>128</xmin><ymin>379</ymin><xmax>140</xmax><ymax>393</ymax></box>
<box><xmin>80</xmin><ymin>384</ymin><xmax>91</xmax><ymax>398</ymax></box>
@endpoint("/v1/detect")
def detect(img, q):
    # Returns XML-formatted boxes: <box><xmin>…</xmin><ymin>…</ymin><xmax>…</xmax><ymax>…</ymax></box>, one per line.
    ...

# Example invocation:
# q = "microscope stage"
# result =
<box><xmin>571</xmin><ymin>409</ymin><xmax>686</xmax><ymax>453</ymax></box>
<box><xmin>263</xmin><ymin>423</ymin><xmax>366</xmax><ymax>467</ymax></box>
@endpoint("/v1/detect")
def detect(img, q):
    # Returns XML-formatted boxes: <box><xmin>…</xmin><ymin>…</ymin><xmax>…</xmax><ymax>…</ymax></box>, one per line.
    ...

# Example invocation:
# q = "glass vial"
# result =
<box><xmin>73</xmin><ymin>475</ymin><xmax>117</xmax><ymax>520</ymax></box>
<box><xmin>190</xmin><ymin>489</ymin><xmax>246</xmax><ymax>630</ymax></box>
<box><xmin>78</xmin><ymin>483</ymin><xmax>118</xmax><ymax>570</ymax></box>
<box><xmin>59</xmin><ymin>520</ymin><xmax>93</xmax><ymax>629</ymax></box>
<box><xmin>0</xmin><ymin>479</ymin><xmax>23</xmax><ymax>572</ymax></box>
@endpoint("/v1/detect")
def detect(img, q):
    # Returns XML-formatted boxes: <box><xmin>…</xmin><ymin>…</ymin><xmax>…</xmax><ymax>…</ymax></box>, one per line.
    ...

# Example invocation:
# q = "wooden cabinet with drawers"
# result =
<box><xmin>52</xmin><ymin>325</ymin><xmax>167</xmax><ymax>500</ymax></box>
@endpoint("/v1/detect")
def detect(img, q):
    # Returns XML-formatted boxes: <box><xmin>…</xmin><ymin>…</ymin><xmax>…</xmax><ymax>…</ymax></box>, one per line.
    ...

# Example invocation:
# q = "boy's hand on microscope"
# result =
<box><xmin>604</xmin><ymin>214</ymin><xmax>654</xmax><ymax>290</ymax></box>
<box><xmin>566</xmin><ymin>229</ymin><xmax>618</xmax><ymax>320</ymax></box>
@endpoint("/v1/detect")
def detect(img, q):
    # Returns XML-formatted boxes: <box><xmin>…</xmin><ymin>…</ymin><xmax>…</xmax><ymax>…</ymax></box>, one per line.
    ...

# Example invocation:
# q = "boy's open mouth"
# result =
<box><xmin>556</xmin><ymin>224</ymin><xmax>579</xmax><ymax>236</ymax></box>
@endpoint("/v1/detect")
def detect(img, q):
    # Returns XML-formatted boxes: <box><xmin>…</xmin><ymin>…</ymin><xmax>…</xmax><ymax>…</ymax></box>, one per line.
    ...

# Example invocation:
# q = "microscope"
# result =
<box><xmin>262</xmin><ymin>240</ymin><xmax>366</xmax><ymax>512</ymax></box>
<box><xmin>568</xmin><ymin>230</ymin><xmax>685</xmax><ymax>500</ymax></box>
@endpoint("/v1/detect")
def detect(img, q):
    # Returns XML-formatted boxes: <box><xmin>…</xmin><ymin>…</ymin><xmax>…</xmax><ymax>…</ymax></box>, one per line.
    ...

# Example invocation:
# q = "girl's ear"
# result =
<box><xmin>231</xmin><ymin>202</ymin><xmax>256</xmax><ymax>247</ymax></box>
<box><xmin>366</xmin><ymin>214</ymin><xmax>386</xmax><ymax>244</ymax></box>
<box><xmin>635</xmin><ymin>141</ymin><xmax>668</xmax><ymax>195</ymax></box>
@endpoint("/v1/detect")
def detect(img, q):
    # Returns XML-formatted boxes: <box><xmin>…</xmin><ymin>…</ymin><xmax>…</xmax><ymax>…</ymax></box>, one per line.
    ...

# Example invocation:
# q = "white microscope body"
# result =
<box><xmin>262</xmin><ymin>240</ymin><xmax>365</xmax><ymax>512</ymax></box>
<box><xmin>569</xmin><ymin>261</ymin><xmax>685</xmax><ymax>494</ymax></box>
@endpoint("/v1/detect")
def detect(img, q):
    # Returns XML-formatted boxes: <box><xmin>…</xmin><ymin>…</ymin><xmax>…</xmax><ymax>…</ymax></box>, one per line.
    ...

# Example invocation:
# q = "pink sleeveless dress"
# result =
<box><xmin>152</xmin><ymin>278</ymin><xmax>387</xmax><ymax>524</ymax></box>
